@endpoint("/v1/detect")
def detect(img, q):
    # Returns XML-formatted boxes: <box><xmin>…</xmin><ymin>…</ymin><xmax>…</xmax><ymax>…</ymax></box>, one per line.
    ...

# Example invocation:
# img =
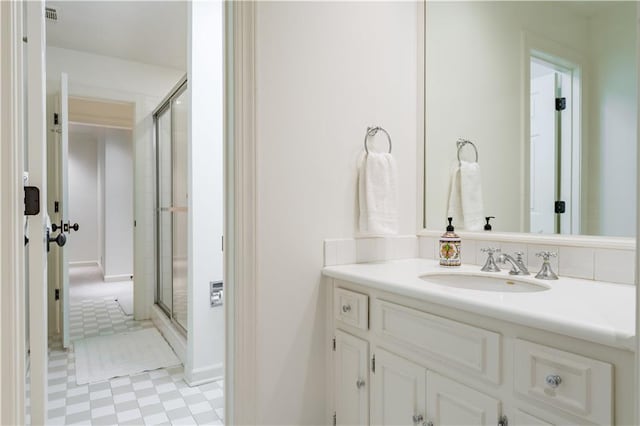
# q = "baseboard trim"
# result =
<box><xmin>151</xmin><ymin>305</ymin><xmax>186</xmax><ymax>364</ymax></box>
<box><xmin>69</xmin><ymin>260</ymin><xmax>99</xmax><ymax>267</ymax></box>
<box><xmin>103</xmin><ymin>274</ymin><xmax>133</xmax><ymax>283</ymax></box>
<box><xmin>184</xmin><ymin>363</ymin><xmax>224</xmax><ymax>387</ymax></box>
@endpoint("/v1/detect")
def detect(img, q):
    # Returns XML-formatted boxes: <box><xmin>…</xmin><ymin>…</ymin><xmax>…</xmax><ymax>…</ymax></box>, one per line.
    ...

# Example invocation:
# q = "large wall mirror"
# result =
<box><xmin>424</xmin><ymin>1</ymin><xmax>637</xmax><ymax>238</ymax></box>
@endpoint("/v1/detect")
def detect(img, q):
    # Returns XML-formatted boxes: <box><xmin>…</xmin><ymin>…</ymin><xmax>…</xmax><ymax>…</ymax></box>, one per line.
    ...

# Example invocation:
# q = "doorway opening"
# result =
<box><xmin>67</xmin><ymin>117</ymin><xmax>135</xmax><ymax>326</ymax></box>
<box><xmin>529</xmin><ymin>53</ymin><xmax>581</xmax><ymax>234</ymax></box>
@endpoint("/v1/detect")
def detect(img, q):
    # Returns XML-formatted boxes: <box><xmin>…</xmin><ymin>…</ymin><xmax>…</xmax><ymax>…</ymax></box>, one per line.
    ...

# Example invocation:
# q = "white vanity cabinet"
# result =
<box><xmin>371</xmin><ymin>348</ymin><xmax>426</xmax><ymax>426</ymax></box>
<box><xmin>334</xmin><ymin>330</ymin><xmax>370</xmax><ymax>426</ymax></box>
<box><xmin>329</xmin><ymin>279</ymin><xmax>634</xmax><ymax>426</ymax></box>
<box><xmin>426</xmin><ymin>371</ymin><xmax>501</xmax><ymax>425</ymax></box>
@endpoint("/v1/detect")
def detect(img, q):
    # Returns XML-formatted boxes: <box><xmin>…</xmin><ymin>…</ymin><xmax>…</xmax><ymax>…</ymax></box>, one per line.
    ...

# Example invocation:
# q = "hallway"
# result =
<box><xmin>28</xmin><ymin>265</ymin><xmax>224</xmax><ymax>425</ymax></box>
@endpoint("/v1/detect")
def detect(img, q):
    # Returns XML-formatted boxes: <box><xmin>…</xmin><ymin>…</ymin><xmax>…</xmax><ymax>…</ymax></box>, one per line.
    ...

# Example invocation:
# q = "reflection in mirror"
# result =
<box><xmin>424</xmin><ymin>1</ymin><xmax>637</xmax><ymax>237</ymax></box>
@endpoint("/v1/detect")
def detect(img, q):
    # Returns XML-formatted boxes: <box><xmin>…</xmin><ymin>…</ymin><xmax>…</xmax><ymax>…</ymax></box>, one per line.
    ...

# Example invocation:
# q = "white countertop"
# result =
<box><xmin>323</xmin><ymin>258</ymin><xmax>636</xmax><ymax>351</ymax></box>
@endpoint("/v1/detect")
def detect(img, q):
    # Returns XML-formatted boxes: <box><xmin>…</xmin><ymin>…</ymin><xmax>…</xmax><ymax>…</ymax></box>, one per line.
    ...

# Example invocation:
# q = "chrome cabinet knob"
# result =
<box><xmin>356</xmin><ymin>378</ymin><xmax>365</xmax><ymax>389</ymax></box>
<box><xmin>545</xmin><ymin>374</ymin><xmax>562</xmax><ymax>388</ymax></box>
<box><xmin>342</xmin><ymin>304</ymin><xmax>352</xmax><ymax>313</ymax></box>
<box><xmin>412</xmin><ymin>414</ymin><xmax>424</xmax><ymax>424</ymax></box>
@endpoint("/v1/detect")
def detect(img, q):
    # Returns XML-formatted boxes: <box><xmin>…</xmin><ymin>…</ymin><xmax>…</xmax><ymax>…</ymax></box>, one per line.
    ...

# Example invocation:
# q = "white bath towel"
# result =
<box><xmin>447</xmin><ymin>160</ymin><xmax>484</xmax><ymax>231</ymax></box>
<box><xmin>358</xmin><ymin>152</ymin><xmax>399</xmax><ymax>236</ymax></box>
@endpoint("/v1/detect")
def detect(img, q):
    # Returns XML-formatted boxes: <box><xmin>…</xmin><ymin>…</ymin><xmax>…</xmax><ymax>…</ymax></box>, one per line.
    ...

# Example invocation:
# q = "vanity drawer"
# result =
<box><xmin>334</xmin><ymin>288</ymin><xmax>368</xmax><ymax>330</ymax></box>
<box><xmin>514</xmin><ymin>339</ymin><xmax>612</xmax><ymax>425</ymax></box>
<box><xmin>373</xmin><ymin>300</ymin><xmax>501</xmax><ymax>384</ymax></box>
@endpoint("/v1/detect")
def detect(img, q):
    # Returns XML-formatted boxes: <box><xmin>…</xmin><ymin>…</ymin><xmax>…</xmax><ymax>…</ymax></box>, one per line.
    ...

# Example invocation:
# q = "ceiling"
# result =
<box><xmin>46</xmin><ymin>1</ymin><xmax>187</xmax><ymax>71</ymax></box>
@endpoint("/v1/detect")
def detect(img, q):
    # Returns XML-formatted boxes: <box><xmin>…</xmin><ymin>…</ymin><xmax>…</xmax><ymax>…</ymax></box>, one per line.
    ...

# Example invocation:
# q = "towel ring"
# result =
<box><xmin>456</xmin><ymin>138</ymin><xmax>478</xmax><ymax>163</ymax></box>
<box><xmin>364</xmin><ymin>126</ymin><xmax>392</xmax><ymax>154</ymax></box>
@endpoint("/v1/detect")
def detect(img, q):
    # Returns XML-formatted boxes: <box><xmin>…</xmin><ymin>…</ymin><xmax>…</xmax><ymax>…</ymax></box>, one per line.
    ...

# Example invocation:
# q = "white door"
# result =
<box><xmin>426</xmin><ymin>371</ymin><xmax>500</xmax><ymax>426</ymax></box>
<box><xmin>334</xmin><ymin>330</ymin><xmax>369</xmax><ymax>426</ymax></box>
<box><xmin>530</xmin><ymin>71</ymin><xmax>558</xmax><ymax>234</ymax></box>
<box><xmin>372</xmin><ymin>348</ymin><xmax>426</xmax><ymax>426</ymax></box>
<box><xmin>56</xmin><ymin>72</ymin><xmax>71</xmax><ymax>348</ymax></box>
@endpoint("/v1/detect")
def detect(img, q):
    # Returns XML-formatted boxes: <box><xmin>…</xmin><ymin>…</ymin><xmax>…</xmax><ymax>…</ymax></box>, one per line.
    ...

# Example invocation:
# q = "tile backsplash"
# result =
<box><xmin>324</xmin><ymin>234</ymin><xmax>636</xmax><ymax>285</ymax></box>
<box><xmin>417</xmin><ymin>235</ymin><xmax>635</xmax><ymax>285</ymax></box>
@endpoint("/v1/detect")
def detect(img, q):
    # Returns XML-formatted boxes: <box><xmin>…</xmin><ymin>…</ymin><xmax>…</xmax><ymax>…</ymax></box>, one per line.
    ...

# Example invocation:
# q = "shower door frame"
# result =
<box><xmin>153</xmin><ymin>76</ymin><xmax>188</xmax><ymax>333</ymax></box>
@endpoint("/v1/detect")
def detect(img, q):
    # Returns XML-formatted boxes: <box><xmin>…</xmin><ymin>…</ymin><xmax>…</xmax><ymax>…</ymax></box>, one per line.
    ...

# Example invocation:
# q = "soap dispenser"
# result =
<box><xmin>484</xmin><ymin>216</ymin><xmax>495</xmax><ymax>231</ymax></box>
<box><xmin>439</xmin><ymin>217</ymin><xmax>461</xmax><ymax>267</ymax></box>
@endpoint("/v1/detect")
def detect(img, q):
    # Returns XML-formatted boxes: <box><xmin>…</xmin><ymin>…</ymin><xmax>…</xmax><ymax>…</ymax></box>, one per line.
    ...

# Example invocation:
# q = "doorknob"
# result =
<box><xmin>47</xmin><ymin>230</ymin><xmax>66</xmax><ymax>252</ymax></box>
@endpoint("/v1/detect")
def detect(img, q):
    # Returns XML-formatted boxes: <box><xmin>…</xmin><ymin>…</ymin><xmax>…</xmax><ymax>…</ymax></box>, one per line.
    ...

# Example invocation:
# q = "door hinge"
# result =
<box><xmin>54</xmin><ymin>201</ymin><xmax>59</xmax><ymax>213</ymax></box>
<box><xmin>333</xmin><ymin>412</ymin><xmax>336</xmax><ymax>426</ymax></box>
<box><xmin>332</xmin><ymin>337</ymin><xmax>336</xmax><ymax>351</ymax></box>
<box><xmin>554</xmin><ymin>200</ymin><xmax>566</xmax><ymax>214</ymax></box>
<box><xmin>555</xmin><ymin>97</ymin><xmax>566</xmax><ymax>111</ymax></box>
<box><xmin>371</xmin><ymin>354</ymin><xmax>375</xmax><ymax>373</ymax></box>
<box><xmin>53</xmin><ymin>112</ymin><xmax>60</xmax><ymax>125</ymax></box>
<box><xmin>221</xmin><ymin>235</ymin><xmax>224</xmax><ymax>251</ymax></box>
<box><xmin>54</xmin><ymin>289</ymin><xmax>60</xmax><ymax>301</ymax></box>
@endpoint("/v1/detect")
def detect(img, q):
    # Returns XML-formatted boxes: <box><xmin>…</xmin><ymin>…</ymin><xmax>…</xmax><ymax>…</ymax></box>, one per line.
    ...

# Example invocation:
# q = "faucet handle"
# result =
<box><xmin>514</xmin><ymin>251</ymin><xmax>525</xmax><ymax>262</ymax></box>
<box><xmin>535</xmin><ymin>251</ymin><xmax>557</xmax><ymax>261</ymax></box>
<box><xmin>535</xmin><ymin>251</ymin><xmax>559</xmax><ymax>280</ymax></box>
<box><xmin>480</xmin><ymin>247</ymin><xmax>501</xmax><ymax>272</ymax></box>
<box><xmin>481</xmin><ymin>247</ymin><xmax>500</xmax><ymax>255</ymax></box>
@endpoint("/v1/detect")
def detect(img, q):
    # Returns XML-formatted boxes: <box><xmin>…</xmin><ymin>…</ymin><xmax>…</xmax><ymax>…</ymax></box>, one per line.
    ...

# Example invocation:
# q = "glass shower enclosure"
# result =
<box><xmin>154</xmin><ymin>79</ymin><xmax>188</xmax><ymax>332</ymax></box>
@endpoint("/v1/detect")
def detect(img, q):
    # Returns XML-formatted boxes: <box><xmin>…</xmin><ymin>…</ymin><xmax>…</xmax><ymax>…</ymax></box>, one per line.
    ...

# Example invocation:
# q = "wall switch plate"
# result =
<box><xmin>210</xmin><ymin>281</ymin><xmax>223</xmax><ymax>307</ymax></box>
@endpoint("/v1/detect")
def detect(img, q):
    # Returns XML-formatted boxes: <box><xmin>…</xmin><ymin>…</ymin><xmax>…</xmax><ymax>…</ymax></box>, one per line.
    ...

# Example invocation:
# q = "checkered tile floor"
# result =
<box><xmin>26</xmin><ymin>267</ymin><xmax>224</xmax><ymax>425</ymax></box>
<box><xmin>70</xmin><ymin>297</ymin><xmax>155</xmax><ymax>342</ymax></box>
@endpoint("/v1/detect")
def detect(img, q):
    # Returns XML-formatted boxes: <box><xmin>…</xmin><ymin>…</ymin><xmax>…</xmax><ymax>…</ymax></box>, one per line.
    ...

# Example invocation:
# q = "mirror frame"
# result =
<box><xmin>419</xmin><ymin>0</ymin><xmax>636</xmax><ymax>249</ymax></box>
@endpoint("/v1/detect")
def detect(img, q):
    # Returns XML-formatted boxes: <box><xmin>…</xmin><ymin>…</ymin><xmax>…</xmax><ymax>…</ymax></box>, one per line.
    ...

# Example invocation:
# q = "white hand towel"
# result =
<box><xmin>460</xmin><ymin>160</ymin><xmax>484</xmax><ymax>231</ymax></box>
<box><xmin>447</xmin><ymin>166</ymin><xmax>464</xmax><ymax>229</ymax></box>
<box><xmin>447</xmin><ymin>160</ymin><xmax>484</xmax><ymax>231</ymax></box>
<box><xmin>358</xmin><ymin>152</ymin><xmax>399</xmax><ymax>236</ymax></box>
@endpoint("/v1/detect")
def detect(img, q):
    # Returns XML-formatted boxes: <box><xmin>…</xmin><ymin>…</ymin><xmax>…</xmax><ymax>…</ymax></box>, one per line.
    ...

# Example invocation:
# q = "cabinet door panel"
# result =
<box><xmin>426</xmin><ymin>371</ymin><xmax>500</xmax><ymax>426</ymax></box>
<box><xmin>372</xmin><ymin>348</ymin><xmax>426</xmax><ymax>426</ymax></box>
<box><xmin>335</xmin><ymin>330</ymin><xmax>369</xmax><ymax>426</ymax></box>
<box><xmin>515</xmin><ymin>410</ymin><xmax>555</xmax><ymax>426</ymax></box>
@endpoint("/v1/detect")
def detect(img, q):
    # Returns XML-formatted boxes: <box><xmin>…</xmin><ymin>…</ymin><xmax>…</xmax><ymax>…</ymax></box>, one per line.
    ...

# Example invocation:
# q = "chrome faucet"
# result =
<box><xmin>497</xmin><ymin>251</ymin><xmax>529</xmax><ymax>275</ymax></box>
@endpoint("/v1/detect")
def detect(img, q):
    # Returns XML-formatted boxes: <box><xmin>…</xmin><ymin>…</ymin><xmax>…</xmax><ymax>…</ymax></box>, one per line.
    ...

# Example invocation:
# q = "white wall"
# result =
<box><xmin>254</xmin><ymin>2</ymin><xmax>419</xmax><ymax>423</ymax></box>
<box><xmin>587</xmin><ymin>2</ymin><xmax>637</xmax><ymax>237</ymax></box>
<box><xmin>102</xmin><ymin>129</ymin><xmax>134</xmax><ymax>279</ymax></box>
<box><xmin>185</xmin><ymin>0</ymin><xmax>224</xmax><ymax>385</ymax></box>
<box><xmin>425</xmin><ymin>1</ymin><xmax>590</xmax><ymax>233</ymax></box>
<box><xmin>68</xmin><ymin>132</ymin><xmax>98</xmax><ymax>264</ymax></box>
<box><xmin>47</xmin><ymin>46</ymin><xmax>184</xmax><ymax>319</ymax></box>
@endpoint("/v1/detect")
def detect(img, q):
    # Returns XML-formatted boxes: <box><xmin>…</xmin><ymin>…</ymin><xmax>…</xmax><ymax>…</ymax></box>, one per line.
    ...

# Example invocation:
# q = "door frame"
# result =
<box><xmin>0</xmin><ymin>1</ymin><xmax>27</xmax><ymax>424</ymax></box>
<box><xmin>522</xmin><ymin>32</ymin><xmax>584</xmax><ymax>235</ymax></box>
<box><xmin>225</xmin><ymin>1</ymin><xmax>257</xmax><ymax>423</ymax></box>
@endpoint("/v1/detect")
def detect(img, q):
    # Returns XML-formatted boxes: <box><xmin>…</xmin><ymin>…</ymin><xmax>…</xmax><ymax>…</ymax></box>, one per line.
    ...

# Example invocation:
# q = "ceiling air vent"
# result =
<box><xmin>45</xmin><ymin>7</ymin><xmax>58</xmax><ymax>22</ymax></box>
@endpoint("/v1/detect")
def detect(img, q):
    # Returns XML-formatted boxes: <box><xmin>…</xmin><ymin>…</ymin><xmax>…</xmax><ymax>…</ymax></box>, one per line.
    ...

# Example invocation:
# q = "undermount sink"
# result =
<box><xmin>420</xmin><ymin>273</ymin><xmax>551</xmax><ymax>293</ymax></box>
